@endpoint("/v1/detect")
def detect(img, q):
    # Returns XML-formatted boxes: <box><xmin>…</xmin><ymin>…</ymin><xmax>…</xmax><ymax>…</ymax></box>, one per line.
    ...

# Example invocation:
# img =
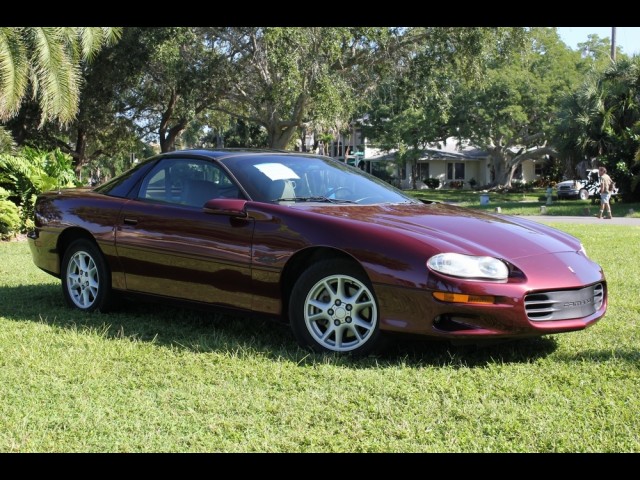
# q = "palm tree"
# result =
<box><xmin>0</xmin><ymin>27</ymin><xmax>121</xmax><ymax>126</ymax></box>
<box><xmin>556</xmin><ymin>57</ymin><xmax>640</xmax><ymax>198</ymax></box>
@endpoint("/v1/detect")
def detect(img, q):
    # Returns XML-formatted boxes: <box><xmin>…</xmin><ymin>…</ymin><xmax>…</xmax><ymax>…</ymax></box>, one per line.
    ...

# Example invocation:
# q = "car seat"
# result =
<box><xmin>182</xmin><ymin>179</ymin><xmax>218</xmax><ymax>207</ymax></box>
<box><xmin>268</xmin><ymin>179</ymin><xmax>296</xmax><ymax>201</ymax></box>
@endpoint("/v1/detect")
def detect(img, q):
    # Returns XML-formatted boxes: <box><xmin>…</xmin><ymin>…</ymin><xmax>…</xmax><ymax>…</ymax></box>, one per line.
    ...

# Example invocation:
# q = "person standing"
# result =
<box><xmin>597</xmin><ymin>166</ymin><xmax>614</xmax><ymax>219</ymax></box>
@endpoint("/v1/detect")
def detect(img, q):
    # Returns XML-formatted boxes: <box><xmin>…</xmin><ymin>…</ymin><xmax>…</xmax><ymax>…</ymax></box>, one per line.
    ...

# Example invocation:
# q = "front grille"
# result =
<box><xmin>525</xmin><ymin>283</ymin><xmax>604</xmax><ymax>321</ymax></box>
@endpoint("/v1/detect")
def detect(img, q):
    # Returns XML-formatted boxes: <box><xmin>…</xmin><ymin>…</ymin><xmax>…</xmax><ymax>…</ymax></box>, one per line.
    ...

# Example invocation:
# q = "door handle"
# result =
<box><xmin>123</xmin><ymin>218</ymin><xmax>138</xmax><ymax>225</ymax></box>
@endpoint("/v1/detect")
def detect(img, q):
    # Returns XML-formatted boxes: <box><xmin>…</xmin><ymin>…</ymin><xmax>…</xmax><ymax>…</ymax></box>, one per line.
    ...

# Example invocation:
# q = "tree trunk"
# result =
<box><xmin>159</xmin><ymin>123</ymin><xmax>186</xmax><ymax>152</ymax></box>
<box><xmin>488</xmin><ymin>150</ymin><xmax>511</xmax><ymax>187</ymax></box>
<box><xmin>266</xmin><ymin>94</ymin><xmax>308</xmax><ymax>150</ymax></box>
<box><xmin>299</xmin><ymin>128</ymin><xmax>307</xmax><ymax>152</ymax></box>
<box><xmin>158</xmin><ymin>90</ymin><xmax>186</xmax><ymax>153</ymax></box>
<box><xmin>489</xmin><ymin>145</ymin><xmax>558</xmax><ymax>187</ymax></box>
<box><xmin>74</xmin><ymin>127</ymin><xmax>88</xmax><ymax>180</ymax></box>
<box><xmin>410</xmin><ymin>158</ymin><xmax>418</xmax><ymax>190</ymax></box>
<box><xmin>269</xmin><ymin>125</ymin><xmax>298</xmax><ymax>150</ymax></box>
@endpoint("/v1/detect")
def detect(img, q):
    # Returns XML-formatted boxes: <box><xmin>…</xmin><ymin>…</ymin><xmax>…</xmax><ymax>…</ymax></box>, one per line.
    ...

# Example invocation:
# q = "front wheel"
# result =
<box><xmin>579</xmin><ymin>189</ymin><xmax>590</xmax><ymax>201</ymax></box>
<box><xmin>289</xmin><ymin>259</ymin><xmax>384</xmax><ymax>355</ymax></box>
<box><xmin>61</xmin><ymin>239</ymin><xmax>112</xmax><ymax>312</ymax></box>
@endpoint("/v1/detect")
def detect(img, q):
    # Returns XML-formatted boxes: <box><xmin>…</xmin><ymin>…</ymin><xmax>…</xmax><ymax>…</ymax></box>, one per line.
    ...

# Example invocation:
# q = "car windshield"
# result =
<box><xmin>222</xmin><ymin>154</ymin><xmax>418</xmax><ymax>205</ymax></box>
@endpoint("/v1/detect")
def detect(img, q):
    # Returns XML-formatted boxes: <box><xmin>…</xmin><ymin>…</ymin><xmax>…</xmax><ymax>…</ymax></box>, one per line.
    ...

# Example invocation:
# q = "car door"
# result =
<box><xmin>114</xmin><ymin>157</ymin><xmax>255</xmax><ymax>309</ymax></box>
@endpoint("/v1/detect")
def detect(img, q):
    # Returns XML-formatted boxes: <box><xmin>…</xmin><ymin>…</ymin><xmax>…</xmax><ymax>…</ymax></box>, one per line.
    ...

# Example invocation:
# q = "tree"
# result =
<box><xmin>3</xmin><ymin>27</ymin><xmax>149</xmax><ymax>179</ymax></box>
<box><xmin>215</xmin><ymin>27</ymin><xmax>417</xmax><ymax>149</ymax></box>
<box><xmin>557</xmin><ymin>57</ymin><xmax>640</xmax><ymax>199</ymax></box>
<box><xmin>363</xmin><ymin>27</ymin><xmax>530</xmax><ymax>188</ymax></box>
<box><xmin>0</xmin><ymin>27</ymin><xmax>121</xmax><ymax>125</ymax></box>
<box><xmin>576</xmin><ymin>34</ymin><xmax>619</xmax><ymax>68</ymax></box>
<box><xmin>117</xmin><ymin>27</ymin><xmax>234</xmax><ymax>153</ymax></box>
<box><xmin>451</xmin><ymin>28</ymin><xmax>584</xmax><ymax>187</ymax></box>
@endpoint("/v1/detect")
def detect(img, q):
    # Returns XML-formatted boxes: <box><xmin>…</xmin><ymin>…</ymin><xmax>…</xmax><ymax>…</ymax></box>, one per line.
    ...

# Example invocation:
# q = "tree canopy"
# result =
<box><xmin>449</xmin><ymin>28</ymin><xmax>587</xmax><ymax>186</ymax></box>
<box><xmin>2</xmin><ymin>26</ymin><xmax>638</xmax><ymax>195</ymax></box>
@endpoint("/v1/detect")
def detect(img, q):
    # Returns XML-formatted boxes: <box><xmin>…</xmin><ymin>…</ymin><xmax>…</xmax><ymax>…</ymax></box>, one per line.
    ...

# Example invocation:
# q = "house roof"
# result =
<box><xmin>364</xmin><ymin>137</ymin><xmax>489</xmax><ymax>162</ymax></box>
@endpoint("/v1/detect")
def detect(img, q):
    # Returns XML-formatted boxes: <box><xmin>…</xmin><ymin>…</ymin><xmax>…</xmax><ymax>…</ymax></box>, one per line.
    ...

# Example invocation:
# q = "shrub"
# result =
<box><xmin>0</xmin><ymin>148</ymin><xmax>76</xmax><ymax>234</ymax></box>
<box><xmin>0</xmin><ymin>197</ymin><xmax>21</xmax><ymax>240</ymax></box>
<box><xmin>423</xmin><ymin>178</ymin><xmax>440</xmax><ymax>189</ymax></box>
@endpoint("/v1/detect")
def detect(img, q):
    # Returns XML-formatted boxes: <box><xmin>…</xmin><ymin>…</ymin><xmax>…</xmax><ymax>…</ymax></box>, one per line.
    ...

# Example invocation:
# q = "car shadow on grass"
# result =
<box><xmin>1</xmin><ymin>283</ymin><xmax>572</xmax><ymax>368</ymax></box>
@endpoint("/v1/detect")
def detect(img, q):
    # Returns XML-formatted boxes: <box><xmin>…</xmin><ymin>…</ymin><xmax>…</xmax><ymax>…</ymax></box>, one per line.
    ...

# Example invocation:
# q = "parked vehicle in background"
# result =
<box><xmin>556</xmin><ymin>169</ymin><xmax>619</xmax><ymax>203</ymax></box>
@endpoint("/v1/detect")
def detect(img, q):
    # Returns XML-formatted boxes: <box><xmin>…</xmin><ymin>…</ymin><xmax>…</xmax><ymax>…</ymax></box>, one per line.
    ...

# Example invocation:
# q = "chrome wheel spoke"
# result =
<box><xmin>345</xmin><ymin>323</ymin><xmax>364</xmax><ymax>341</ymax></box>
<box><xmin>333</xmin><ymin>325</ymin><xmax>345</xmax><ymax>348</ymax></box>
<box><xmin>67</xmin><ymin>249</ymin><xmax>100</xmax><ymax>309</ymax></box>
<box><xmin>308</xmin><ymin>298</ymin><xmax>329</xmax><ymax>311</ymax></box>
<box><xmin>353</xmin><ymin>317</ymin><xmax>373</xmax><ymax>331</ymax></box>
<box><xmin>304</xmin><ymin>272</ymin><xmax>378</xmax><ymax>352</ymax></box>
<box><xmin>321</xmin><ymin>323</ymin><xmax>337</xmax><ymax>341</ymax></box>
<box><xmin>346</xmin><ymin>285</ymin><xmax>365</xmax><ymax>303</ymax></box>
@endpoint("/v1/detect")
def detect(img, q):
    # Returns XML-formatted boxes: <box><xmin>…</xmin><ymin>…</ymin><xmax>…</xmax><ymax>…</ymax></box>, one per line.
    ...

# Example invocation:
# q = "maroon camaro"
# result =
<box><xmin>28</xmin><ymin>149</ymin><xmax>607</xmax><ymax>355</ymax></box>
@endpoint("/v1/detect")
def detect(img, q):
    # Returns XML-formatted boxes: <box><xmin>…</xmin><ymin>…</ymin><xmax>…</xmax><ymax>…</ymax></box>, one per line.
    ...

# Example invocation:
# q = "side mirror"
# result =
<box><xmin>203</xmin><ymin>198</ymin><xmax>248</xmax><ymax>218</ymax></box>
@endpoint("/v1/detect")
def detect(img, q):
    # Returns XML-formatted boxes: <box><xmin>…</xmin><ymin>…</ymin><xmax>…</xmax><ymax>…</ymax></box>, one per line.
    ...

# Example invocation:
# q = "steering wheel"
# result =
<box><xmin>324</xmin><ymin>186</ymin><xmax>353</xmax><ymax>198</ymax></box>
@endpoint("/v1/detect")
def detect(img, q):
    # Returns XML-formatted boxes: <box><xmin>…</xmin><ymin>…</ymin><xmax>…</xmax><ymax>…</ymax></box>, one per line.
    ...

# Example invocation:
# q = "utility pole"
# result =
<box><xmin>611</xmin><ymin>27</ymin><xmax>616</xmax><ymax>61</ymax></box>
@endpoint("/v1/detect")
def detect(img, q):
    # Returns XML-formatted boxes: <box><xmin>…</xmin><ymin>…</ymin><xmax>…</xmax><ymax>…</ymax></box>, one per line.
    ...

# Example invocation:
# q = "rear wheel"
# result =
<box><xmin>289</xmin><ymin>259</ymin><xmax>383</xmax><ymax>355</ymax></box>
<box><xmin>61</xmin><ymin>239</ymin><xmax>112</xmax><ymax>312</ymax></box>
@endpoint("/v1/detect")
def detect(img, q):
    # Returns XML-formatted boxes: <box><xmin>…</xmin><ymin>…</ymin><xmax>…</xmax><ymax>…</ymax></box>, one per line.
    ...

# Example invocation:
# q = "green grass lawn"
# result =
<box><xmin>1</xmin><ymin>222</ymin><xmax>640</xmax><ymax>452</ymax></box>
<box><xmin>409</xmin><ymin>188</ymin><xmax>640</xmax><ymax>218</ymax></box>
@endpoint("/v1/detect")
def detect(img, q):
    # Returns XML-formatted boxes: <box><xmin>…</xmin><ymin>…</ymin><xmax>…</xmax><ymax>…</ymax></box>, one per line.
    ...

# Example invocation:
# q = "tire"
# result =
<box><xmin>579</xmin><ymin>189</ymin><xmax>589</xmax><ymax>201</ymax></box>
<box><xmin>289</xmin><ymin>259</ymin><xmax>383</xmax><ymax>355</ymax></box>
<box><xmin>61</xmin><ymin>239</ymin><xmax>112</xmax><ymax>312</ymax></box>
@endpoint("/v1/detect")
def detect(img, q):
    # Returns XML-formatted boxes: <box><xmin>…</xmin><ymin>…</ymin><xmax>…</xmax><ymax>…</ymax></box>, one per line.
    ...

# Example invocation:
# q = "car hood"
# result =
<box><xmin>289</xmin><ymin>202</ymin><xmax>583</xmax><ymax>260</ymax></box>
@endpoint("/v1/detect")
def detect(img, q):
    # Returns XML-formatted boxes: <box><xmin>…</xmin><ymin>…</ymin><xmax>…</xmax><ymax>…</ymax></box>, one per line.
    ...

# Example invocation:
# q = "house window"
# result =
<box><xmin>417</xmin><ymin>162</ymin><xmax>430</xmax><ymax>182</ymax></box>
<box><xmin>447</xmin><ymin>162</ymin><xmax>465</xmax><ymax>180</ymax></box>
<box><xmin>514</xmin><ymin>165</ymin><xmax>523</xmax><ymax>180</ymax></box>
<box><xmin>535</xmin><ymin>163</ymin><xmax>543</xmax><ymax>176</ymax></box>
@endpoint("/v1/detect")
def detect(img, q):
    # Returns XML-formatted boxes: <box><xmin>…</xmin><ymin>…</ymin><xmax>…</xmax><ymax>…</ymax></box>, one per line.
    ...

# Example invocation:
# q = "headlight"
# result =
<box><xmin>427</xmin><ymin>253</ymin><xmax>508</xmax><ymax>280</ymax></box>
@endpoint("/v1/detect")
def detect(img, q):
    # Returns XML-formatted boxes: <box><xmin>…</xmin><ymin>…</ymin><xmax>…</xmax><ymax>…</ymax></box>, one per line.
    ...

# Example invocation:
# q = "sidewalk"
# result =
<box><xmin>514</xmin><ymin>215</ymin><xmax>640</xmax><ymax>226</ymax></box>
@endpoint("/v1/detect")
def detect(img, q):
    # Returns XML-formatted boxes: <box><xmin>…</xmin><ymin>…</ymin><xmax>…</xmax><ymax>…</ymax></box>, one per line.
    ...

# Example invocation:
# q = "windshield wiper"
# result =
<box><xmin>274</xmin><ymin>196</ymin><xmax>357</xmax><ymax>204</ymax></box>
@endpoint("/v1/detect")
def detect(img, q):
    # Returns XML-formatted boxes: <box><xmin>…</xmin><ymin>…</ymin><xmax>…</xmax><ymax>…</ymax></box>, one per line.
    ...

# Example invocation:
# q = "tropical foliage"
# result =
<box><xmin>0</xmin><ymin>125</ymin><xmax>15</xmax><ymax>153</ymax></box>
<box><xmin>0</xmin><ymin>27</ymin><xmax>121</xmax><ymax>125</ymax></box>
<box><xmin>556</xmin><ymin>57</ymin><xmax>640</xmax><ymax>200</ymax></box>
<box><xmin>0</xmin><ymin>195</ymin><xmax>20</xmax><ymax>239</ymax></box>
<box><xmin>0</xmin><ymin>147</ymin><xmax>77</xmax><ymax>233</ymax></box>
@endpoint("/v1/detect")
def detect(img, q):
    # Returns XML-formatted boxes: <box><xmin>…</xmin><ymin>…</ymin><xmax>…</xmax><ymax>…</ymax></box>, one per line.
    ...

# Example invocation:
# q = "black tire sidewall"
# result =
<box><xmin>61</xmin><ymin>239</ymin><xmax>111</xmax><ymax>312</ymax></box>
<box><xmin>289</xmin><ymin>259</ymin><xmax>382</xmax><ymax>355</ymax></box>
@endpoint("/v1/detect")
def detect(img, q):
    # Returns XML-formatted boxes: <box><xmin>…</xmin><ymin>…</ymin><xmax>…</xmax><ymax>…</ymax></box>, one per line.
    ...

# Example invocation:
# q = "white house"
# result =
<box><xmin>326</xmin><ymin>128</ymin><xmax>543</xmax><ymax>189</ymax></box>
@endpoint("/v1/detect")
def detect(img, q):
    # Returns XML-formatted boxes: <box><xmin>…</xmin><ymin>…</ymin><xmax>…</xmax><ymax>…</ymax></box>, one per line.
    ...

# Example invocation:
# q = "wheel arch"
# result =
<box><xmin>280</xmin><ymin>247</ymin><xmax>370</xmax><ymax>320</ymax></box>
<box><xmin>57</xmin><ymin>228</ymin><xmax>107</xmax><ymax>274</ymax></box>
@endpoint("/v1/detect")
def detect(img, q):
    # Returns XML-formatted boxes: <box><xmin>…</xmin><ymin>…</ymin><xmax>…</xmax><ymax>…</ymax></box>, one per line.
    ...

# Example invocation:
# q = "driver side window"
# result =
<box><xmin>138</xmin><ymin>158</ymin><xmax>240</xmax><ymax>207</ymax></box>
